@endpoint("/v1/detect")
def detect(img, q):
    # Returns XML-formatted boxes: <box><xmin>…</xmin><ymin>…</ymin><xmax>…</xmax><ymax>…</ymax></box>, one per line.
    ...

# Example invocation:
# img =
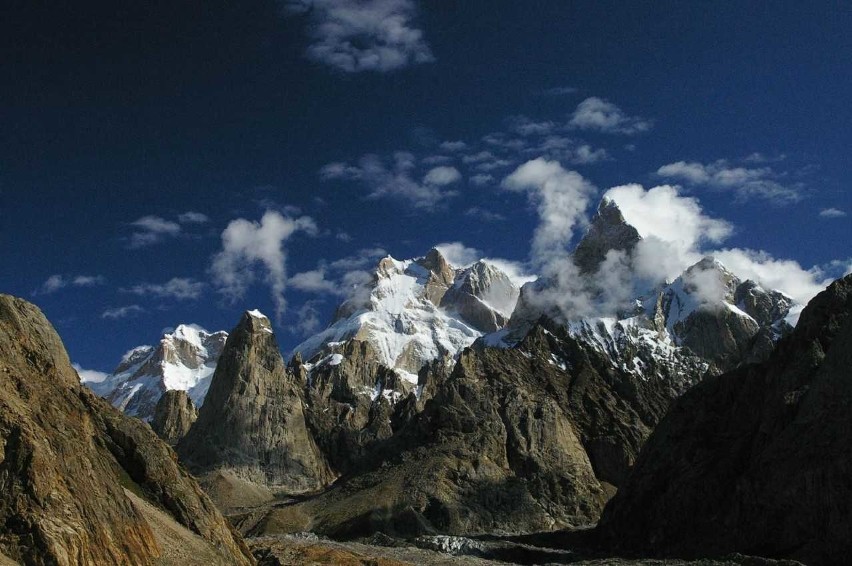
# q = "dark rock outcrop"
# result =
<box><xmin>252</xmin><ymin>320</ymin><xmax>679</xmax><ymax>538</ymax></box>
<box><xmin>0</xmin><ymin>294</ymin><xmax>253</xmax><ymax>565</ymax></box>
<box><xmin>598</xmin><ymin>275</ymin><xmax>852</xmax><ymax>565</ymax></box>
<box><xmin>572</xmin><ymin>198</ymin><xmax>641</xmax><ymax>275</ymax></box>
<box><xmin>178</xmin><ymin>311</ymin><xmax>334</xmax><ymax>501</ymax></box>
<box><xmin>151</xmin><ymin>389</ymin><xmax>198</xmax><ymax>445</ymax></box>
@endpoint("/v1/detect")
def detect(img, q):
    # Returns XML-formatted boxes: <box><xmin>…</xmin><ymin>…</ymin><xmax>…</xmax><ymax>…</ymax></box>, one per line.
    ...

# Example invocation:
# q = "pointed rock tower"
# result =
<box><xmin>178</xmin><ymin>310</ymin><xmax>334</xmax><ymax>500</ymax></box>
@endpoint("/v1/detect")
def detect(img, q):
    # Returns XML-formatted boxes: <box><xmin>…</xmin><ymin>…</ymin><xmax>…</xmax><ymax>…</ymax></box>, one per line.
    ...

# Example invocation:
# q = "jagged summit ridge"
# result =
<box><xmin>293</xmin><ymin>248</ymin><xmax>521</xmax><ymax>376</ymax></box>
<box><xmin>94</xmin><ymin>323</ymin><xmax>228</xmax><ymax>421</ymax></box>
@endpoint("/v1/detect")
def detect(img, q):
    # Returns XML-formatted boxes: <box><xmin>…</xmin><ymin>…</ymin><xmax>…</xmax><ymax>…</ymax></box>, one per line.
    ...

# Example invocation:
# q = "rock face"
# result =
<box><xmin>250</xmin><ymin>320</ymin><xmax>677</xmax><ymax>538</ymax></box>
<box><xmin>151</xmin><ymin>389</ymin><xmax>198</xmax><ymax>445</ymax></box>
<box><xmin>0</xmin><ymin>294</ymin><xmax>253</xmax><ymax>565</ymax></box>
<box><xmin>572</xmin><ymin>198</ymin><xmax>641</xmax><ymax>275</ymax></box>
<box><xmin>598</xmin><ymin>274</ymin><xmax>852</xmax><ymax>565</ymax></box>
<box><xmin>94</xmin><ymin>324</ymin><xmax>227</xmax><ymax>421</ymax></box>
<box><xmin>178</xmin><ymin>310</ymin><xmax>334</xmax><ymax>499</ymax></box>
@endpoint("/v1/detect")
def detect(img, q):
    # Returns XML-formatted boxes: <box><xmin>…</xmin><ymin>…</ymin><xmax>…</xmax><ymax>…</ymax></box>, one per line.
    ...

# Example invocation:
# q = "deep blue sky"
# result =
<box><xmin>1</xmin><ymin>1</ymin><xmax>849</xmax><ymax>372</ymax></box>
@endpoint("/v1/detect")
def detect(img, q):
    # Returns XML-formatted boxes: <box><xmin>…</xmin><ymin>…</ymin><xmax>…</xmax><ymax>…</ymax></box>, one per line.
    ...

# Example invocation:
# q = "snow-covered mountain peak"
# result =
<box><xmin>293</xmin><ymin>249</ymin><xmax>520</xmax><ymax>375</ymax></box>
<box><xmin>573</xmin><ymin>197</ymin><xmax>642</xmax><ymax>274</ymax></box>
<box><xmin>86</xmin><ymin>323</ymin><xmax>228</xmax><ymax>421</ymax></box>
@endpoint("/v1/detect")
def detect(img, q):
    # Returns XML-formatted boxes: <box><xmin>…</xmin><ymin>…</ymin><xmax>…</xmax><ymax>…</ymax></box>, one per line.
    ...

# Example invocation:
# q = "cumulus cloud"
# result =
<box><xmin>210</xmin><ymin>210</ymin><xmax>317</xmax><ymax>320</ymax></box>
<box><xmin>124</xmin><ymin>277</ymin><xmax>205</xmax><ymax>301</ymax></box>
<box><xmin>434</xmin><ymin>242</ymin><xmax>481</xmax><ymax>267</ymax></box>
<box><xmin>502</xmin><ymin>158</ymin><xmax>597</xmax><ymax>266</ymax></box>
<box><xmin>321</xmin><ymin>152</ymin><xmax>459</xmax><ymax>210</ymax></box>
<box><xmin>423</xmin><ymin>166</ymin><xmax>462</xmax><ymax>186</ymax></box>
<box><xmin>284</xmin><ymin>0</ymin><xmax>434</xmax><ymax>73</ymax></box>
<box><xmin>710</xmin><ymin>248</ymin><xmax>832</xmax><ymax>305</ymax></box>
<box><xmin>657</xmin><ymin>159</ymin><xmax>802</xmax><ymax>204</ymax></box>
<box><xmin>289</xmin><ymin>269</ymin><xmax>339</xmax><ymax>294</ymax></box>
<box><xmin>569</xmin><ymin>97</ymin><xmax>652</xmax><ymax>135</ymax></box>
<box><xmin>820</xmin><ymin>207</ymin><xmax>846</xmax><ymax>218</ymax></box>
<box><xmin>102</xmin><ymin>305</ymin><xmax>144</xmax><ymax>320</ymax></box>
<box><xmin>604</xmin><ymin>184</ymin><xmax>733</xmax><ymax>280</ymax></box>
<box><xmin>34</xmin><ymin>274</ymin><xmax>105</xmax><ymax>295</ymax></box>
<box><xmin>72</xmin><ymin>363</ymin><xmax>109</xmax><ymax>385</ymax></box>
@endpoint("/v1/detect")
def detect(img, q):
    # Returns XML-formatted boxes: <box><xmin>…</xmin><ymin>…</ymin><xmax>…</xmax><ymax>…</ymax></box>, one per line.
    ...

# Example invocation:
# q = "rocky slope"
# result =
<box><xmin>97</xmin><ymin>323</ymin><xmax>227</xmax><ymax>420</ymax></box>
<box><xmin>177</xmin><ymin>310</ymin><xmax>335</xmax><ymax>506</ymax></box>
<box><xmin>597</xmin><ymin>274</ymin><xmax>852</xmax><ymax>565</ymax></box>
<box><xmin>0</xmin><ymin>294</ymin><xmax>253</xmax><ymax>565</ymax></box>
<box><xmin>245</xmin><ymin>318</ymin><xmax>680</xmax><ymax>538</ymax></box>
<box><xmin>151</xmin><ymin>389</ymin><xmax>198</xmax><ymax>445</ymax></box>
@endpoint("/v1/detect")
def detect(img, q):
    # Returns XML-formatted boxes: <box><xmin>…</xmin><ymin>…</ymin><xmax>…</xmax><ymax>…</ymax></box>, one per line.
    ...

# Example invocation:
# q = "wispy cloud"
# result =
<box><xmin>464</xmin><ymin>206</ymin><xmax>505</xmax><ymax>222</ymax></box>
<box><xmin>569</xmin><ymin>97</ymin><xmax>653</xmax><ymax>135</ymax></box>
<box><xmin>123</xmin><ymin>277</ymin><xmax>205</xmax><ymax>300</ymax></box>
<box><xmin>126</xmin><ymin>211</ymin><xmax>211</xmax><ymax>248</ymax></box>
<box><xmin>284</xmin><ymin>0</ymin><xmax>434</xmax><ymax>73</ymax></box>
<box><xmin>540</xmin><ymin>86</ymin><xmax>578</xmax><ymax>96</ymax></box>
<box><xmin>656</xmin><ymin>159</ymin><xmax>802</xmax><ymax>204</ymax></box>
<box><xmin>820</xmin><ymin>207</ymin><xmax>847</xmax><ymax>218</ymax></box>
<box><xmin>502</xmin><ymin>158</ymin><xmax>597</xmax><ymax>265</ymax></box>
<box><xmin>101</xmin><ymin>305</ymin><xmax>144</xmax><ymax>320</ymax></box>
<box><xmin>210</xmin><ymin>210</ymin><xmax>317</xmax><ymax>320</ymax></box>
<box><xmin>34</xmin><ymin>274</ymin><xmax>105</xmax><ymax>295</ymax></box>
<box><xmin>177</xmin><ymin>211</ymin><xmax>210</xmax><ymax>224</ymax></box>
<box><xmin>320</xmin><ymin>152</ymin><xmax>460</xmax><ymax>210</ymax></box>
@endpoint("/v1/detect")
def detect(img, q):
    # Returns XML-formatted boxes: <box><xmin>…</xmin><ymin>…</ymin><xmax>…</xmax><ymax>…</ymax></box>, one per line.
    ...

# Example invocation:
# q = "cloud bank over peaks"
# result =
<box><xmin>502</xmin><ymin>158</ymin><xmax>597</xmax><ymax>267</ymax></box>
<box><xmin>210</xmin><ymin>210</ymin><xmax>317</xmax><ymax>321</ymax></box>
<box><xmin>284</xmin><ymin>0</ymin><xmax>434</xmax><ymax>73</ymax></box>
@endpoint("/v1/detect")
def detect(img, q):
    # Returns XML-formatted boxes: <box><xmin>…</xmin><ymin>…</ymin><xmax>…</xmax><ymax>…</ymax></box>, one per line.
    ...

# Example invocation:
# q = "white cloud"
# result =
<box><xmin>178</xmin><ymin>211</ymin><xmax>210</xmax><ymax>224</ymax></box>
<box><xmin>34</xmin><ymin>274</ymin><xmax>105</xmax><ymax>295</ymax></box>
<box><xmin>710</xmin><ymin>248</ymin><xmax>829</xmax><ymax>305</ymax></box>
<box><xmin>469</xmin><ymin>174</ymin><xmax>494</xmax><ymax>186</ymax></box>
<box><xmin>464</xmin><ymin>206</ymin><xmax>505</xmax><ymax>222</ymax></box>
<box><xmin>656</xmin><ymin>159</ymin><xmax>802</xmax><ymax>204</ymax></box>
<box><xmin>507</xmin><ymin>115</ymin><xmax>557</xmax><ymax>136</ymax></box>
<box><xmin>481</xmin><ymin>258</ymin><xmax>537</xmax><ymax>287</ymax></box>
<box><xmin>284</xmin><ymin>0</ymin><xmax>434</xmax><ymax>73</ymax></box>
<box><xmin>434</xmin><ymin>242</ymin><xmax>481</xmax><ymax>267</ymax></box>
<box><xmin>72</xmin><ymin>363</ymin><xmax>109</xmax><ymax>385</ymax></box>
<box><xmin>423</xmin><ymin>166</ymin><xmax>462</xmax><ymax>186</ymax></box>
<box><xmin>289</xmin><ymin>269</ymin><xmax>338</xmax><ymax>294</ymax></box>
<box><xmin>820</xmin><ymin>207</ymin><xmax>847</xmax><ymax>218</ymax></box>
<box><xmin>569</xmin><ymin>97</ymin><xmax>652</xmax><ymax>135</ymax></box>
<box><xmin>321</xmin><ymin>152</ymin><xmax>458</xmax><ymax>210</ymax></box>
<box><xmin>328</xmin><ymin>247</ymin><xmax>388</xmax><ymax>271</ymax></box>
<box><xmin>541</xmin><ymin>86</ymin><xmax>578</xmax><ymax>96</ymax></box>
<box><xmin>295</xmin><ymin>301</ymin><xmax>324</xmax><ymax>335</ymax></box>
<box><xmin>102</xmin><ymin>305</ymin><xmax>144</xmax><ymax>320</ymax></box>
<box><xmin>439</xmin><ymin>140</ymin><xmax>468</xmax><ymax>152</ymax></box>
<box><xmin>124</xmin><ymin>277</ymin><xmax>205</xmax><ymax>300</ymax></box>
<box><xmin>502</xmin><ymin>158</ymin><xmax>597</xmax><ymax>266</ymax></box>
<box><xmin>210</xmin><ymin>210</ymin><xmax>317</xmax><ymax>320</ymax></box>
<box><xmin>127</xmin><ymin>215</ymin><xmax>181</xmax><ymax>248</ymax></box>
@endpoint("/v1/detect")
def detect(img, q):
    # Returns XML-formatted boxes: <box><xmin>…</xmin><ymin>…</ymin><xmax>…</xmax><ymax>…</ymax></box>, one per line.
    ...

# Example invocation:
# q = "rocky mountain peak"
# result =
<box><xmin>92</xmin><ymin>323</ymin><xmax>227</xmax><ymax>421</ymax></box>
<box><xmin>598</xmin><ymin>274</ymin><xmax>852</xmax><ymax>565</ymax></box>
<box><xmin>177</xmin><ymin>309</ymin><xmax>334</xmax><ymax>500</ymax></box>
<box><xmin>573</xmin><ymin>197</ymin><xmax>642</xmax><ymax>274</ymax></box>
<box><xmin>0</xmin><ymin>294</ymin><xmax>253</xmax><ymax>564</ymax></box>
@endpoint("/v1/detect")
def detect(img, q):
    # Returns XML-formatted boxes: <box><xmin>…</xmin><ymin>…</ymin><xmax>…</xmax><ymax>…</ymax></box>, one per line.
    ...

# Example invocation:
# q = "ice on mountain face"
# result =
<box><xmin>247</xmin><ymin>309</ymin><xmax>266</xmax><ymax>319</ymax></box>
<box><xmin>293</xmin><ymin>249</ymin><xmax>519</xmax><ymax>374</ymax></box>
<box><xmin>90</xmin><ymin>324</ymin><xmax>228</xmax><ymax>421</ymax></box>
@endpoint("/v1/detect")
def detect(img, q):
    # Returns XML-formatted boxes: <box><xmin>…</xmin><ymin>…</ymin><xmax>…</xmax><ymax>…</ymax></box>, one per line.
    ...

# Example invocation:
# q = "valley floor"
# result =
<box><xmin>247</xmin><ymin>533</ymin><xmax>805</xmax><ymax>566</ymax></box>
